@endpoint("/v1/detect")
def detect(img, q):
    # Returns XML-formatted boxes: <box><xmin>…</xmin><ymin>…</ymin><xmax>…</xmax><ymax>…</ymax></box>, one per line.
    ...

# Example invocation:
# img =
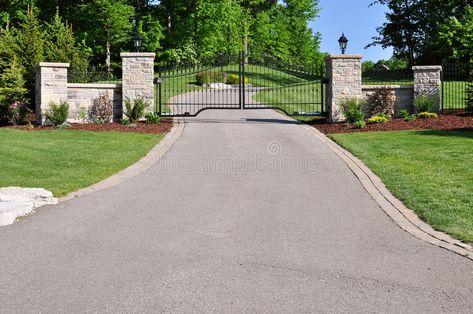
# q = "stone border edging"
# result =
<box><xmin>60</xmin><ymin>118</ymin><xmax>186</xmax><ymax>202</ymax></box>
<box><xmin>272</xmin><ymin>111</ymin><xmax>473</xmax><ymax>261</ymax></box>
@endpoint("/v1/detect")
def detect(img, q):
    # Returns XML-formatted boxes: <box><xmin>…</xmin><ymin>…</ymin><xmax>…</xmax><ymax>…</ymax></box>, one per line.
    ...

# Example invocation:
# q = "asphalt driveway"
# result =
<box><xmin>1</xmin><ymin>109</ymin><xmax>472</xmax><ymax>313</ymax></box>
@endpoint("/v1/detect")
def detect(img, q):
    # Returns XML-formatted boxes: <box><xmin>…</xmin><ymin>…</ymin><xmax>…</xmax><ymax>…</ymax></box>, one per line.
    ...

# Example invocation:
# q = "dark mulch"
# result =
<box><xmin>1</xmin><ymin>119</ymin><xmax>174</xmax><ymax>134</ymax></box>
<box><xmin>310</xmin><ymin>113</ymin><xmax>473</xmax><ymax>134</ymax></box>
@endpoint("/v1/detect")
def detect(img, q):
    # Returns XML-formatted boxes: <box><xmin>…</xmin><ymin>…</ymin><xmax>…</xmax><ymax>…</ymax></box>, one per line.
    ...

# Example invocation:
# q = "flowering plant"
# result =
<box><xmin>8</xmin><ymin>101</ymin><xmax>31</xmax><ymax>125</ymax></box>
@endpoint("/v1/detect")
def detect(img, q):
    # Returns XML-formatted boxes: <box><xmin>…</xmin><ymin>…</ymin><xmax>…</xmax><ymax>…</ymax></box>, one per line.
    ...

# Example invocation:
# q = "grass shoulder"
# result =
<box><xmin>329</xmin><ymin>130</ymin><xmax>473</xmax><ymax>243</ymax></box>
<box><xmin>0</xmin><ymin>129</ymin><xmax>165</xmax><ymax>197</ymax></box>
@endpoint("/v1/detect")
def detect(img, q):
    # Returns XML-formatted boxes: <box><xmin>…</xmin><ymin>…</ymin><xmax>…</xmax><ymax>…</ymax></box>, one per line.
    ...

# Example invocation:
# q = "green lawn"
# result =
<box><xmin>0</xmin><ymin>129</ymin><xmax>164</xmax><ymax>196</ymax></box>
<box><xmin>330</xmin><ymin>130</ymin><xmax>473</xmax><ymax>243</ymax></box>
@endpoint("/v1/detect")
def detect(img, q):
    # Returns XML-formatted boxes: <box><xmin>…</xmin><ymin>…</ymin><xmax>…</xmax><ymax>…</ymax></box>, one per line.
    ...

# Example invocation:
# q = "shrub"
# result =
<box><xmin>397</xmin><ymin>109</ymin><xmax>416</xmax><ymax>121</ymax></box>
<box><xmin>45</xmin><ymin>100</ymin><xmax>69</xmax><ymax>125</ymax></box>
<box><xmin>366</xmin><ymin>87</ymin><xmax>395</xmax><ymax>117</ymax></box>
<box><xmin>195</xmin><ymin>71</ymin><xmax>227</xmax><ymax>86</ymax></box>
<box><xmin>124</xmin><ymin>97</ymin><xmax>148</xmax><ymax>122</ymax></box>
<box><xmin>354</xmin><ymin>120</ymin><xmax>366</xmax><ymax>129</ymax></box>
<box><xmin>7</xmin><ymin>100</ymin><xmax>31</xmax><ymax>125</ymax></box>
<box><xmin>226</xmin><ymin>74</ymin><xmax>249</xmax><ymax>85</ymax></box>
<box><xmin>417</xmin><ymin>112</ymin><xmax>438</xmax><ymax>119</ymax></box>
<box><xmin>414</xmin><ymin>95</ymin><xmax>436</xmax><ymax>113</ymax></box>
<box><xmin>367</xmin><ymin>115</ymin><xmax>389</xmax><ymax>124</ymax></box>
<box><xmin>121</xmin><ymin>118</ymin><xmax>130</xmax><ymax>125</ymax></box>
<box><xmin>340</xmin><ymin>97</ymin><xmax>366</xmax><ymax>124</ymax></box>
<box><xmin>76</xmin><ymin>106</ymin><xmax>88</xmax><ymax>123</ymax></box>
<box><xmin>145</xmin><ymin>112</ymin><xmax>160</xmax><ymax>124</ymax></box>
<box><xmin>91</xmin><ymin>94</ymin><xmax>113</xmax><ymax>124</ymax></box>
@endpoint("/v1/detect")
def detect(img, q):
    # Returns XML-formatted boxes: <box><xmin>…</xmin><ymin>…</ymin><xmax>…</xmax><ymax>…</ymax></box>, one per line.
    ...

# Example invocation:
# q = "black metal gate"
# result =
<box><xmin>155</xmin><ymin>52</ymin><xmax>325</xmax><ymax>117</ymax></box>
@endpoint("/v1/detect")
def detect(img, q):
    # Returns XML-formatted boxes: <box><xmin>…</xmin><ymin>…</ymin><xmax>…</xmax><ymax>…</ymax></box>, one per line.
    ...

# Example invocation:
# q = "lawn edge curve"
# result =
<box><xmin>274</xmin><ymin>112</ymin><xmax>473</xmax><ymax>261</ymax></box>
<box><xmin>60</xmin><ymin>119</ymin><xmax>186</xmax><ymax>202</ymax></box>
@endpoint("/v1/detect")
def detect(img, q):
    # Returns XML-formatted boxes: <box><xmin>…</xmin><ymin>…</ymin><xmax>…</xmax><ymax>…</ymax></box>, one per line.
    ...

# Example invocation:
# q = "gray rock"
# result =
<box><xmin>0</xmin><ymin>187</ymin><xmax>58</xmax><ymax>226</ymax></box>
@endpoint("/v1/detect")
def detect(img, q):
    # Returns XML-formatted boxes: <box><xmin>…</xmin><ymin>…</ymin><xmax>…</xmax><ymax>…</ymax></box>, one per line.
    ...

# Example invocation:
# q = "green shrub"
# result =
<box><xmin>226</xmin><ymin>74</ymin><xmax>249</xmax><ymax>85</ymax></box>
<box><xmin>340</xmin><ymin>97</ymin><xmax>366</xmax><ymax>124</ymax></box>
<box><xmin>145</xmin><ymin>112</ymin><xmax>161</xmax><ymax>124</ymax></box>
<box><xmin>354</xmin><ymin>120</ymin><xmax>366</xmax><ymax>129</ymax></box>
<box><xmin>124</xmin><ymin>97</ymin><xmax>148</xmax><ymax>122</ymax></box>
<box><xmin>397</xmin><ymin>109</ymin><xmax>416</xmax><ymax>121</ymax></box>
<box><xmin>45</xmin><ymin>100</ymin><xmax>69</xmax><ymax>125</ymax></box>
<box><xmin>414</xmin><ymin>95</ymin><xmax>436</xmax><ymax>113</ymax></box>
<box><xmin>417</xmin><ymin>112</ymin><xmax>438</xmax><ymax>119</ymax></box>
<box><xmin>120</xmin><ymin>118</ymin><xmax>131</xmax><ymax>125</ymax></box>
<box><xmin>195</xmin><ymin>71</ymin><xmax>227</xmax><ymax>86</ymax></box>
<box><xmin>367</xmin><ymin>115</ymin><xmax>389</xmax><ymax>124</ymax></box>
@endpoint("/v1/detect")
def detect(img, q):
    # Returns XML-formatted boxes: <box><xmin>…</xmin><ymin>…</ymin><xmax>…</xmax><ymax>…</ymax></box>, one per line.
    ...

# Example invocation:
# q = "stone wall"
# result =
<box><xmin>362</xmin><ymin>85</ymin><xmax>415</xmax><ymax>113</ymax></box>
<box><xmin>325</xmin><ymin>55</ymin><xmax>363</xmax><ymax>122</ymax></box>
<box><xmin>35</xmin><ymin>52</ymin><xmax>156</xmax><ymax>125</ymax></box>
<box><xmin>67</xmin><ymin>84</ymin><xmax>122</xmax><ymax>122</ymax></box>
<box><xmin>325</xmin><ymin>54</ymin><xmax>442</xmax><ymax>121</ymax></box>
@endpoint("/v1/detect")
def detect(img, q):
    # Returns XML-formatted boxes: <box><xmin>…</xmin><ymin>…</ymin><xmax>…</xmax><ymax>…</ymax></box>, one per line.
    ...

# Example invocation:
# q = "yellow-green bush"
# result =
<box><xmin>417</xmin><ymin>112</ymin><xmax>438</xmax><ymax>119</ymax></box>
<box><xmin>367</xmin><ymin>115</ymin><xmax>389</xmax><ymax>124</ymax></box>
<box><xmin>226</xmin><ymin>74</ymin><xmax>249</xmax><ymax>85</ymax></box>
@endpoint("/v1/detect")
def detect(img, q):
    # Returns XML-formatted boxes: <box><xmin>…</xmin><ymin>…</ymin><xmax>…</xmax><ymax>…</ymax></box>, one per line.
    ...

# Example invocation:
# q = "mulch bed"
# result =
<box><xmin>309</xmin><ymin>113</ymin><xmax>473</xmax><ymax>134</ymax></box>
<box><xmin>1</xmin><ymin>119</ymin><xmax>174</xmax><ymax>134</ymax></box>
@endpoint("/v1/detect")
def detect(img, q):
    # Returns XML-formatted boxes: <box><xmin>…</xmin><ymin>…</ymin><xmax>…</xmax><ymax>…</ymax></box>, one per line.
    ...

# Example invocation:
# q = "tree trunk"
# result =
<box><xmin>243</xmin><ymin>18</ymin><xmax>249</xmax><ymax>63</ymax></box>
<box><xmin>106</xmin><ymin>32</ymin><xmax>111</xmax><ymax>79</ymax></box>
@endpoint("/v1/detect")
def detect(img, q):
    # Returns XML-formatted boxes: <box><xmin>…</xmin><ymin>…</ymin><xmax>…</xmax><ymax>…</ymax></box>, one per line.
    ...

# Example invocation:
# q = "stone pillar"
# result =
<box><xmin>120</xmin><ymin>52</ymin><xmax>155</xmax><ymax>116</ymax></box>
<box><xmin>325</xmin><ymin>55</ymin><xmax>363</xmax><ymax>122</ymax></box>
<box><xmin>413</xmin><ymin>66</ymin><xmax>442</xmax><ymax>113</ymax></box>
<box><xmin>35</xmin><ymin>62</ymin><xmax>69</xmax><ymax>124</ymax></box>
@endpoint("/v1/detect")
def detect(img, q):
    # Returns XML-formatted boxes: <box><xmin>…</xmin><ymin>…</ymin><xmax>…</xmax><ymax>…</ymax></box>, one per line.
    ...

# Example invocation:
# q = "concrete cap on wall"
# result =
<box><xmin>325</xmin><ymin>54</ymin><xmax>363</xmax><ymax>60</ymax></box>
<box><xmin>37</xmin><ymin>62</ymin><xmax>70</xmax><ymax>68</ymax></box>
<box><xmin>412</xmin><ymin>66</ymin><xmax>442</xmax><ymax>71</ymax></box>
<box><xmin>120</xmin><ymin>52</ymin><xmax>156</xmax><ymax>58</ymax></box>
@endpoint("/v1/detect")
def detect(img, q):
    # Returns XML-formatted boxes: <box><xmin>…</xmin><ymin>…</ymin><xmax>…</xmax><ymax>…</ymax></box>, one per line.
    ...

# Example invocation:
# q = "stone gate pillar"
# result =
<box><xmin>413</xmin><ymin>66</ymin><xmax>442</xmax><ymax>113</ymax></box>
<box><xmin>325</xmin><ymin>55</ymin><xmax>363</xmax><ymax>122</ymax></box>
<box><xmin>35</xmin><ymin>62</ymin><xmax>69</xmax><ymax>124</ymax></box>
<box><xmin>120</xmin><ymin>52</ymin><xmax>155</xmax><ymax>116</ymax></box>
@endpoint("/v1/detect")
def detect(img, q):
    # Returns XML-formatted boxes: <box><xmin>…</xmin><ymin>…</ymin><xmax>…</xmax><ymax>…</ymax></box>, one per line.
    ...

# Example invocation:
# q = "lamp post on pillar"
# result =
<box><xmin>338</xmin><ymin>33</ymin><xmax>348</xmax><ymax>55</ymax></box>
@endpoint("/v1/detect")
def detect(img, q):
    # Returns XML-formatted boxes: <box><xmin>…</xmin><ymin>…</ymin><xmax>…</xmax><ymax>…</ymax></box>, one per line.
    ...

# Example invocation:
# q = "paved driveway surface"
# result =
<box><xmin>1</xmin><ymin>109</ymin><xmax>472</xmax><ymax>313</ymax></box>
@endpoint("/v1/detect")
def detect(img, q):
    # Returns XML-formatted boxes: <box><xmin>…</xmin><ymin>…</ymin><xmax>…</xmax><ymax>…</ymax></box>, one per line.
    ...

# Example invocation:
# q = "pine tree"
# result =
<box><xmin>15</xmin><ymin>5</ymin><xmax>44</xmax><ymax>106</ymax></box>
<box><xmin>0</xmin><ymin>58</ymin><xmax>28</xmax><ymax>104</ymax></box>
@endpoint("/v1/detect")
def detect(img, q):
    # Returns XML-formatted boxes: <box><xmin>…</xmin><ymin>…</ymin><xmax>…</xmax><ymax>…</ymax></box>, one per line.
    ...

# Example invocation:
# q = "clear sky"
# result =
<box><xmin>310</xmin><ymin>0</ymin><xmax>394</xmax><ymax>61</ymax></box>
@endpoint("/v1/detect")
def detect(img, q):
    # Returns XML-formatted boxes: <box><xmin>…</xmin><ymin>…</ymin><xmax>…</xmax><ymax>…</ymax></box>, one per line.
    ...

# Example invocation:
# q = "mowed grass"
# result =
<box><xmin>330</xmin><ymin>130</ymin><xmax>473</xmax><ymax>243</ymax></box>
<box><xmin>0</xmin><ymin>129</ymin><xmax>164</xmax><ymax>196</ymax></box>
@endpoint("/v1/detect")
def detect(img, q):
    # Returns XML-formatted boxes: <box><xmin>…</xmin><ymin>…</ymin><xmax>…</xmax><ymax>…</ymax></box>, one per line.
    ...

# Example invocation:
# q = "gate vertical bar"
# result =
<box><xmin>238</xmin><ymin>52</ymin><xmax>242</xmax><ymax>110</ymax></box>
<box><xmin>242</xmin><ymin>51</ymin><xmax>246</xmax><ymax>110</ymax></box>
<box><xmin>441</xmin><ymin>63</ymin><xmax>445</xmax><ymax>113</ymax></box>
<box><xmin>320</xmin><ymin>63</ymin><xmax>325</xmax><ymax>113</ymax></box>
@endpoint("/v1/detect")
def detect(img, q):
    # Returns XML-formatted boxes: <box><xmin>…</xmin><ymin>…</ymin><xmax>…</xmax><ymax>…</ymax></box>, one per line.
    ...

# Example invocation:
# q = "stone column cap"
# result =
<box><xmin>121</xmin><ymin>52</ymin><xmax>156</xmax><ymax>58</ymax></box>
<box><xmin>37</xmin><ymin>62</ymin><xmax>70</xmax><ymax>68</ymax></box>
<box><xmin>325</xmin><ymin>54</ymin><xmax>363</xmax><ymax>60</ymax></box>
<box><xmin>412</xmin><ymin>65</ymin><xmax>442</xmax><ymax>71</ymax></box>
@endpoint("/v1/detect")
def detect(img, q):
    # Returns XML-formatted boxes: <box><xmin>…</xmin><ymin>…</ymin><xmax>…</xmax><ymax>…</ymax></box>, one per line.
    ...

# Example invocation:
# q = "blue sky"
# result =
<box><xmin>310</xmin><ymin>0</ymin><xmax>394</xmax><ymax>61</ymax></box>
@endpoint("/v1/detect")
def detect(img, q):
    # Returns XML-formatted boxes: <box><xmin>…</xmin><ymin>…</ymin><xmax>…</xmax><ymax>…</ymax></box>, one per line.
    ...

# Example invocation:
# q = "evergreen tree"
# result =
<box><xmin>15</xmin><ymin>5</ymin><xmax>44</xmax><ymax>107</ymax></box>
<box><xmin>0</xmin><ymin>58</ymin><xmax>28</xmax><ymax>104</ymax></box>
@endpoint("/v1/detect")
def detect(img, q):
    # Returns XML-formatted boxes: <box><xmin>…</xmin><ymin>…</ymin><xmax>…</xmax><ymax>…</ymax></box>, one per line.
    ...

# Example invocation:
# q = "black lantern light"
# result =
<box><xmin>338</xmin><ymin>33</ymin><xmax>348</xmax><ymax>54</ymax></box>
<box><xmin>133</xmin><ymin>31</ymin><xmax>143</xmax><ymax>52</ymax></box>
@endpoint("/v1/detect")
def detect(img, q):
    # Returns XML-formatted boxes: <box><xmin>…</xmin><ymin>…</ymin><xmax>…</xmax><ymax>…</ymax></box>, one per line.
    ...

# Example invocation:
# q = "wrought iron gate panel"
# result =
<box><xmin>156</xmin><ymin>52</ymin><xmax>325</xmax><ymax>117</ymax></box>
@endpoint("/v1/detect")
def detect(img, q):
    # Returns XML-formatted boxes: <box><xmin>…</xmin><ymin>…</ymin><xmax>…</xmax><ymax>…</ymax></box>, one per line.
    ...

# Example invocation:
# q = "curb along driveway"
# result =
<box><xmin>1</xmin><ymin>109</ymin><xmax>472</xmax><ymax>313</ymax></box>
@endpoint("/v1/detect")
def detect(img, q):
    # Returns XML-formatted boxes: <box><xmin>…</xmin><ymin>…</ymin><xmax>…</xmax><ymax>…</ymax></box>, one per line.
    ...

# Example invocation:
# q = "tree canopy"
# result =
<box><xmin>369</xmin><ymin>0</ymin><xmax>472</xmax><ymax>65</ymax></box>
